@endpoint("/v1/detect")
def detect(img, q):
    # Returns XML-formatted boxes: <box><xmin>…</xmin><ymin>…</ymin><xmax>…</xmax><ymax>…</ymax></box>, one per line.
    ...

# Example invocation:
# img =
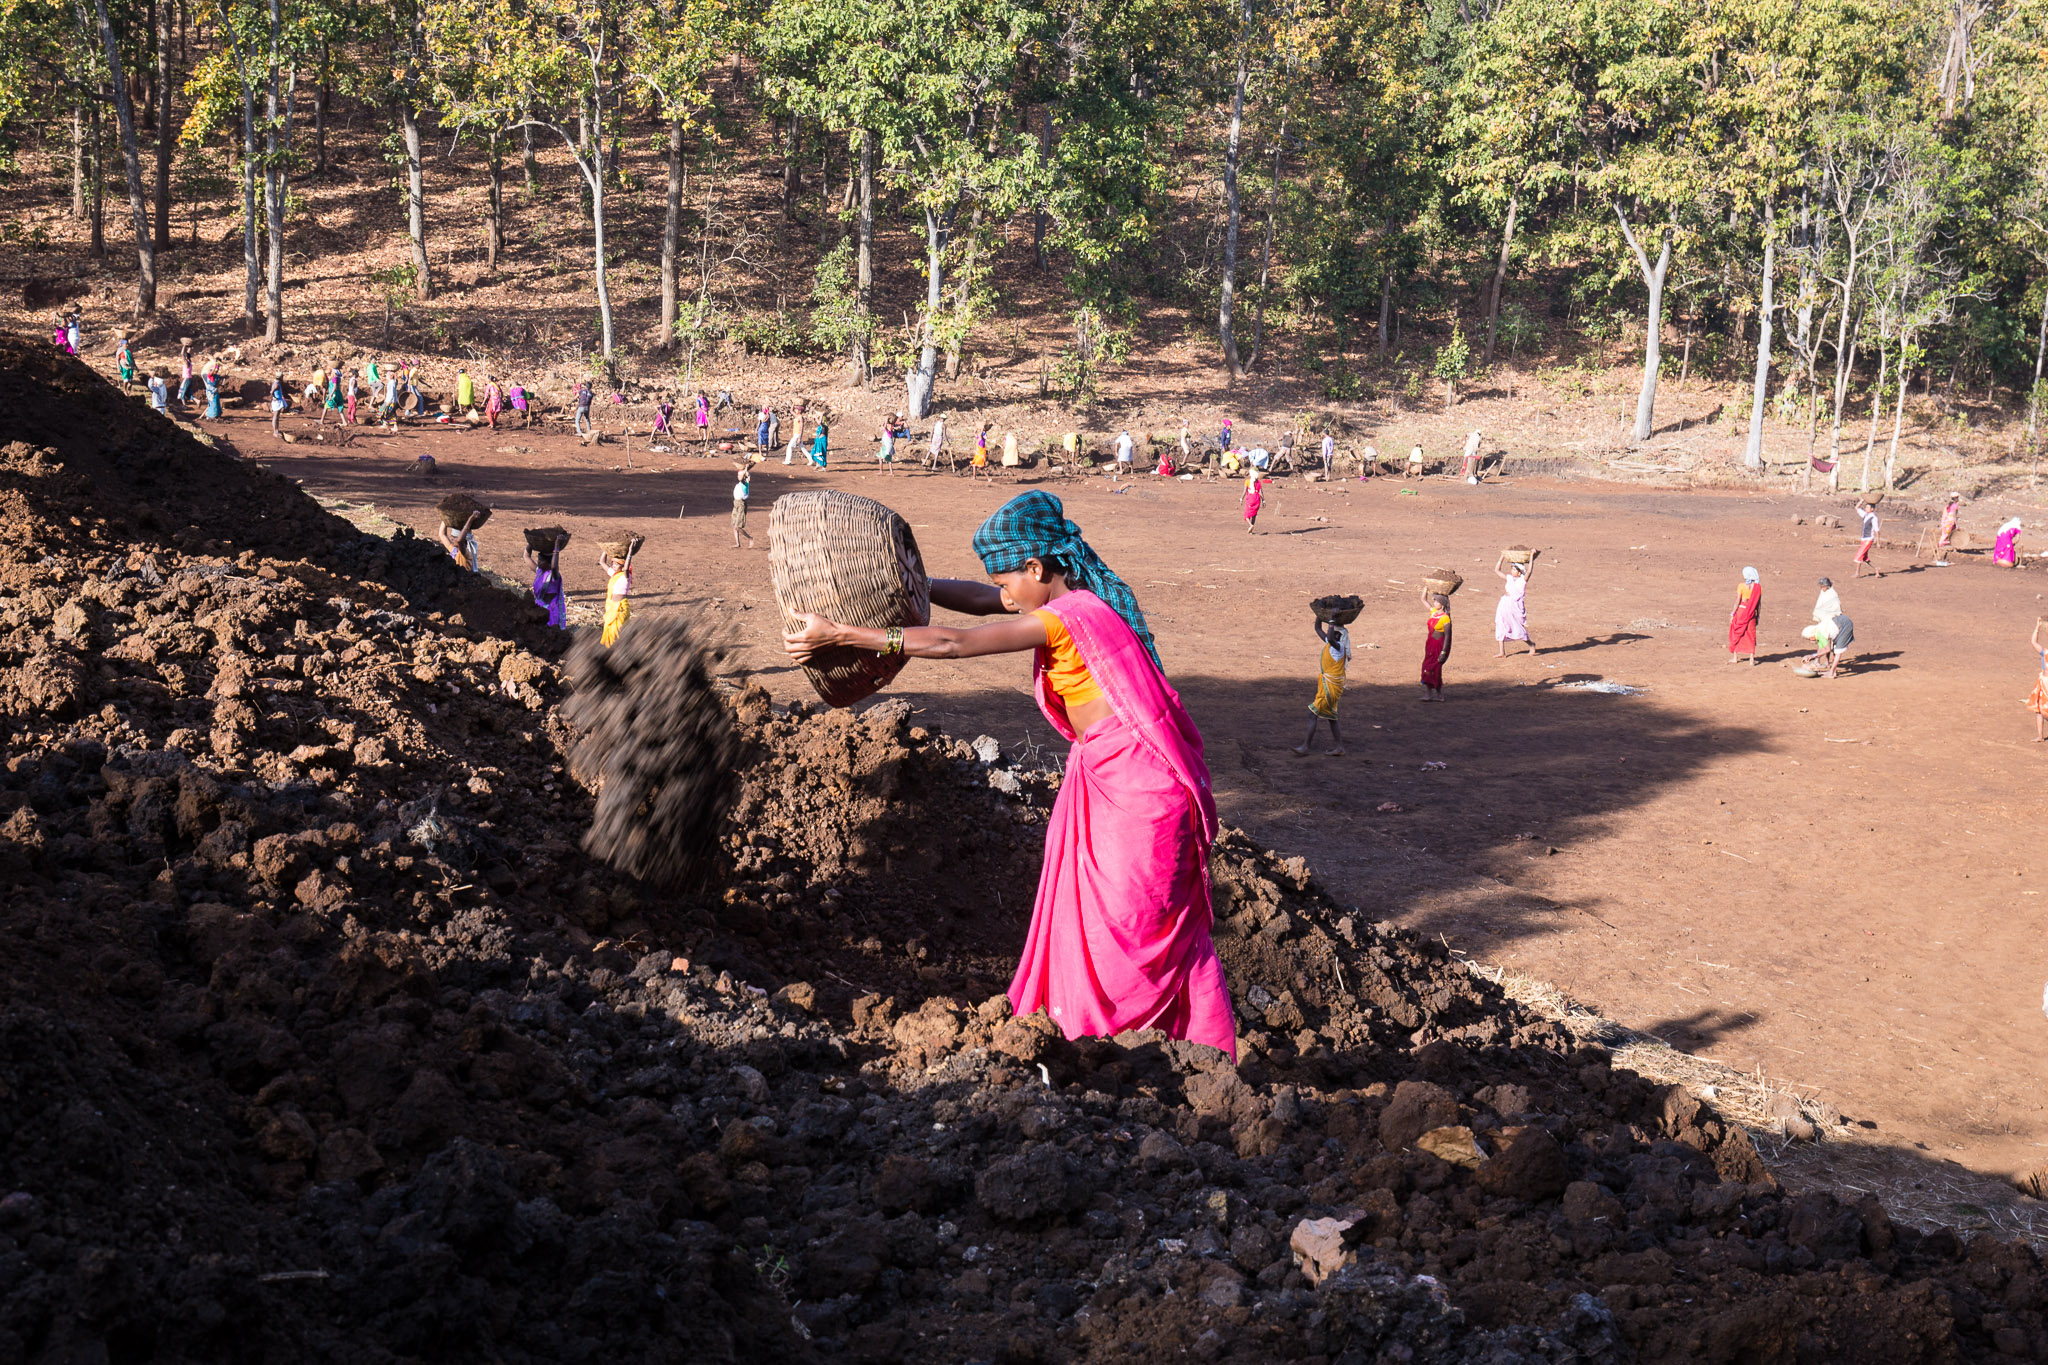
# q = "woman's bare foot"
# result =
<box><xmin>1325</xmin><ymin>747</ymin><xmax>1345</xmax><ymax>756</ymax></box>
<box><xmin>1291</xmin><ymin>745</ymin><xmax>1310</xmax><ymax>756</ymax></box>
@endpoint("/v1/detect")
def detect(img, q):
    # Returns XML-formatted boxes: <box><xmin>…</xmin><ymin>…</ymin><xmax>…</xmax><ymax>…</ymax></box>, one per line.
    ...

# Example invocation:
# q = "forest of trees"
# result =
<box><xmin>1</xmin><ymin>0</ymin><xmax>2045</xmax><ymax>458</ymax></box>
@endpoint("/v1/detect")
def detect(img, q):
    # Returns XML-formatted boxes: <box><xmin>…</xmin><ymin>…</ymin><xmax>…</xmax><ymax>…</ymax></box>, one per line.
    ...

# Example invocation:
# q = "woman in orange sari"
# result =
<box><xmin>1727</xmin><ymin>567</ymin><xmax>1761</xmax><ymax>665</ymax></box>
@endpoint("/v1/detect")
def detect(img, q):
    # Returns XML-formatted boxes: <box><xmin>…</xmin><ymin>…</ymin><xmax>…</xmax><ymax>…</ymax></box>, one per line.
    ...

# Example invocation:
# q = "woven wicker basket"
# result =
<box><xmin>437</xmin><ymin>493</ymin><xmax>491</xmax><ymax>529</ymax></box>
<box><xmin>1422</xmin><ymin>569</ymin><xmax>1465</xmax><ymax>597</ymax></box>
<box><xmin>524</xmin><ymin>525</ymin><xmax>570</xmax><ymax>554</ymax></box>
<box><xmin>1311</xmin><ymin>594</ymin><xmax>1364</xmax><ymax>625</ymax></box>
<box><xmin>1502</xmin><ymin>544</ymin><xmax>1536</xmax><ymax>565</ymax></box>
<box><xmin>770</xmin><ymin>491</ymin><xmax>931</xmax><ymax>707</ymax></box>
<box><xmin>598</xmin><ymin>534</ymin><xmax>645</xmax><ymax>561</ymax></box>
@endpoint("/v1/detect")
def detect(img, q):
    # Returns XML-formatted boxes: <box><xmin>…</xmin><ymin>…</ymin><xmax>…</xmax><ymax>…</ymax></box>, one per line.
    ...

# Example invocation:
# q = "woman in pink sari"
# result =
<box><xmin>782</xmin><ymin>491</ymin><xmax>1235</xmax><ymax>1058</ymax></box>
<box><xmin>1994</xmin><ymin>519</ymin><xmax>2022</xmax><ymax>568</ymax></box>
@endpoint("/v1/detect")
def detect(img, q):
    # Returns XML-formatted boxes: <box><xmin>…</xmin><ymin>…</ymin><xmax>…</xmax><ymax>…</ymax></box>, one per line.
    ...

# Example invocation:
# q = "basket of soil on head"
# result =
<box><xmin>599</xmin><ymin>533</ymin><xmax>645</xmax><ymax>561</ymax></box>
<box><xmin>438</xmin><ymin>492</ymin><xmax>491</xmax><ymax>529</ymax></box>
<box><xmin>1423</xmin><ymin>568</ymin><xmax>1465</xmax><ymax>596</ymax></box>
<box><xmin>769</xmin><ymin>489</ymin><xmax>931</xmax><ymax>707</ymax></box>
<box><xmin>1503</xmin><ymin>544</ymin><xmax>1537</xmax><ymax>565</ymax></box>
<box><xmin>524</xmin><ymin>525</ymin><xmax>570</xmax><ymax>554</ymax></box>
<box><xmin>1312</xmin><ymin>594</ymin><xmax>1364</xmax><ymax>625</ymax></box>
<box><xmin>561</xmin><ymin>614</ymin><xmax>739</xmax><ymax>888</ymax></box>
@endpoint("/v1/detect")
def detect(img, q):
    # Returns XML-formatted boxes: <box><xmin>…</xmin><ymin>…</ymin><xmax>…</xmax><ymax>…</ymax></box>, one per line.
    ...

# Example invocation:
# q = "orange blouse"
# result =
<box><xmin>1032</xmin><ymin>609</ymin><xmax>1105</xmax><ymax>707</ymax></box>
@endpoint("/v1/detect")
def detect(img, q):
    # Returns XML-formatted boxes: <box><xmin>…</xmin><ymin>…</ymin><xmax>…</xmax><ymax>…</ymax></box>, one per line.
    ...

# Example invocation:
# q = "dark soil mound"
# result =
<box><xmin>1</xmin><ymin>339</ymin><xmax>2044</xmax><ymax>1364</ymax></box>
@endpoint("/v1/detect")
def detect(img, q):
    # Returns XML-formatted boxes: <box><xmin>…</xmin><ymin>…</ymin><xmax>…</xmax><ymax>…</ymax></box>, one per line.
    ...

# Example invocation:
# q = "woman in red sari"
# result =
<box><xmin>1727</xmin><ymin>566</ymin><xmax>1762</xmax><ymax>665</ymax></box>
<box><xmin>783</xmin><ymin>491</ymin><xmax>1235</xmax><ymax>1057</ymax></box>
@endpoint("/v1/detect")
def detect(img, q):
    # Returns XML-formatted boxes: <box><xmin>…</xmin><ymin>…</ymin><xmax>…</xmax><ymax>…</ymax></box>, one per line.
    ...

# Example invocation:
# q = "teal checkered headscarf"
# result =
<box><xmin>972</xmin><ymin>491</ymin><xmax>1159</xmax><ymax>667</ymax></box>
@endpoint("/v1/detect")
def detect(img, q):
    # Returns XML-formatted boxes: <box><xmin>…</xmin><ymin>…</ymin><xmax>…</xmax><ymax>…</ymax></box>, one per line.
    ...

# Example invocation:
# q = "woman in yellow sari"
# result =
<box><xmin>1293</xmin><ymin>619</ymin><xmax>1349</xmax><ymax>755</ymax></box>
<box><xmin>599</xmin><ymin>542</ymin><xmax>637</xmax><ymax>646</ymax></box>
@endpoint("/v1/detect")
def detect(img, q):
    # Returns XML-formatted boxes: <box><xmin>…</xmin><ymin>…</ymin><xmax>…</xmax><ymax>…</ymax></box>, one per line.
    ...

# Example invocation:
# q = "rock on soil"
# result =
<box><xmin>2</xmin><ymin>338</ymin><xmax>2046</xmax><ymax>1363</ymax></box>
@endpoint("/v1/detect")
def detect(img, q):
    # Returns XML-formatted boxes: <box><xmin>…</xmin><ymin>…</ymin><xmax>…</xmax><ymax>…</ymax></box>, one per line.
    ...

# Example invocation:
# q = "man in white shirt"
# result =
<box><xmin>1115</xmin><ymin>429</ymin><xmax>1134</xmax><ymax>480</ymax></box>
<box><xmin>928</xmin><ymin>414</ymin><xmax>948</xmax><ymax>469</ymax></box>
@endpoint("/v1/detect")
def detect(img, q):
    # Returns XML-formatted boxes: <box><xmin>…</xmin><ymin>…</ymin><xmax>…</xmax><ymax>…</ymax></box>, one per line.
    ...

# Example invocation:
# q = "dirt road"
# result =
<box><xmin>242</xmin><ymin>406</ymin><xmax>2048</xmax><ymax>1184</ymax></box>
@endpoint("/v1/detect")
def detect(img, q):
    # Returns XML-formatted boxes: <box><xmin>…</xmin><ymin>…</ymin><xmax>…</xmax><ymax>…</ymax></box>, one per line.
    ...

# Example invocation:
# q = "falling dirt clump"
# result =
<box><xmin>2</xmin><ymin>341</ymin><xmax>2047</xmax><ymax>1363</ymax></box>
<box><xmin>561</xmin><ymin>615</ymin><xmax>739</xmax><ymax>889</ymax></box>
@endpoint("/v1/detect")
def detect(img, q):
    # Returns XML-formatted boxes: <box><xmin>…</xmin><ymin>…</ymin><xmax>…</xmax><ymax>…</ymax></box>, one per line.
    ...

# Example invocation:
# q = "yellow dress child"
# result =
<box><xmin>601</xmin><ymin>560</ymin><xmax>633</xmax><ymax>646</ymax></box>
<box><xmin>1294</xmin><ymin>619</ymin><xmax>1351</xmax><ymax>755</ymax></box>
<box><xmin>1312</xmin><ymin>625</ymin><xmax>1349</xmax><ymax>720</ymax></box>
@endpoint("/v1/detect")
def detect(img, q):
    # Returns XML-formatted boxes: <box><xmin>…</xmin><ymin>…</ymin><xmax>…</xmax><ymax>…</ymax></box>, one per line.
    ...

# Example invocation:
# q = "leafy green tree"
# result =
<box><xmin>1580</xmin><ymin>0</ymin><xmax>1711</xmax><ymax>444</ymax></box>
<box><xmin>1441</xmin><ymin>0</ymin><xmax>1582</xmax><ymax>364</ymax></box>
<box><xmin>1432</xmin><ymin>321</ymin><xmax>1470</xmax><ymax>403</ymax></box>
<box><xmin>427</xmin><ymin>0</ymin><xmax>723</xmax><ymax>358</ymax></box>
<box><xmin>3</xmin><ymin>0</ymin><xmax>159</xmax><ymax>312</ymax></box>
<box><xmin>762</xmin><ymin>0</ymin><xmax>1051</xmax><ymax>415</ymax></box>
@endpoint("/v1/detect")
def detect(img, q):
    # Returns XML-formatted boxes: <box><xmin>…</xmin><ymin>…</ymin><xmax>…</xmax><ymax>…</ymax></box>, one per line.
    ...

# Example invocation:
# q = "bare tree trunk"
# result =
<box><xmin>239</xmin><ymin>85</ymin><xmax>258</xmax><ymax>330</ymax></box>
<box><xmin>94</xmin><ymin>0</ymin><xmax>157</xmax><ymax>315</ymax></box>
<box><xmin>72</xmin><ymin>106</ymin><xmax>86</xmax><ymax>218</ymax></box>
<box><xmin>2029</xmin><ymin>284</ymin><xmax>2048</xmax><ymax>444</ymax></box>
<box><xmin>1482</xmin><ymin>191</ymin><xmax>1519</xmax><ymax>363</ymax></box>
<box><xmin>1745</xmin><ymin>201</ymin><xmax>1775</xmax><ymax>469</ymax></box>
<box><xmin>854</xmin><ymin>129</ymin><xmax>873</xmax><ymax>384</ymax></box>
<box><xmin>154</xmin><ymin>0</ymin><xmax>174</xmax><ymax>250</ymax></box>
<box><xmin>908</xmin><ymin>199</ymin><xmax>946</xmax><ymax>415</ymax></box>
<box><xmin>1033</xmin><ymin>107</ymin><xmax>1053</xmax><ymax>270</ymax></box>
<box><xmin>1378</xmin><ymin>272</ymin><xmax>1391</xmax><ymax>357</ymax></box>
<box><xmin>658</xmin><ymin>118</ymin><xmax>683</xmax><ymax>347</ymax></box>
<box><xmin>1612</xmin><ymin>204</ymin><xmax>1671</xmax><ymax>443</ymax></box>
<box><xmin>1858</xmin><ymin>338</ymin><xmax>1886</xmax><ymax>491</ymax></box>
<box><xmin>486</xmin><ymin>129</ymin><xmax>504</xmax><ymax>272</ymax></box>
<box><xmin>1886</xmin><ymin>333</ymin><xmax>1911</xmax><ymax>488</ymax></box>
<box><xmin>314</xmin><ymin>43</ymin><xmax>329</xmax><ymax>176</ymax></box>
<box><xmin>522</xmin><ymin>110</ymin><xmax>536</xmax><ymax>191</ymax></box>
<box><xmin>400</xmin><ymin>98</ymin><xmax>432</xmax><ymax>299</ymax></box>
<box><xmin>1938</xmin><ymin>0</ymin><xmax>1988</xmax><ymax>121</ymax></box>
<box><xmin>1827</xmin><ymin>301</ymin><xmax>1861</xmax><ymax>476</ymax></box>
<box><xmin>89</xmin><ymin>101</ymin><xmax>105</xmax><ymax>258</ymax></box>
<box><xmin>781</xmin><ymin>114</ymin><xmax>799</xmax><ymax>221</ymax></box>
<box><xmin>1217</xmin><ymin>42</ymin><xmax>1248</xmax><ymax>379</ymax></box>
<box><xmin>589</xmin><ymin>102</ymin><xmax>614</xmax><ymax>358</ymax></box>
<box><xmin>261</xmin><ymin>1</ymin><xmax>293</xmax><ymax>343</ymax></box>
<box><xmin>1247</xmin><ymin>137</ymin><xmax>1280</xmax><ymax>372</ymax></box>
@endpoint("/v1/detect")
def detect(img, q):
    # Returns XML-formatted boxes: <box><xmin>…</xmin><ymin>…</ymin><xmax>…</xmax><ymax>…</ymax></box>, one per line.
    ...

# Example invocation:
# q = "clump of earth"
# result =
<box><xmin>1</xmin><ymin>337</ymin><xmax>2044</xmax><ymax>1364</ymax></box>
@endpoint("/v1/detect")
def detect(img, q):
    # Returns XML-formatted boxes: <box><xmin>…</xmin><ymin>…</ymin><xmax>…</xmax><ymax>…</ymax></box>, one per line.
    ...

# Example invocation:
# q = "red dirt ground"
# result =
<box><xmin>229</xmin><ymin>399</ymin><xmax>2048</xmax><ymax>1189</ymax></box>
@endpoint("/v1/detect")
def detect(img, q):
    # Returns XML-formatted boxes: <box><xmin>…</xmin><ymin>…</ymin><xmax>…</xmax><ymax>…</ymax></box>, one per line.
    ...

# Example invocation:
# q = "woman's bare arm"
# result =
<box><xmin>785</xmin><ymin>611</ymin><xmax>1046</xmax><ymax>664</ymax></box>
<box><xmin>930</xmin><ymin>578</ymin><xmax>1008</xmax><ymax>616</ymax></box>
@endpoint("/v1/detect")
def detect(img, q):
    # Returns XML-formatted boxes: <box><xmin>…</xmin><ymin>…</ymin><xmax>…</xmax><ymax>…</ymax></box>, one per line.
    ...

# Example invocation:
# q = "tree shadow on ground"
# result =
<box><xmin>1532</xmin><ymin>631</ymin><xmax>1652</xmax><ymax>655</ymax></box>
<box><xmin>863</xmin><ymin>668</ymin><xmax>1771</xmax><ymax>970</ymax></box>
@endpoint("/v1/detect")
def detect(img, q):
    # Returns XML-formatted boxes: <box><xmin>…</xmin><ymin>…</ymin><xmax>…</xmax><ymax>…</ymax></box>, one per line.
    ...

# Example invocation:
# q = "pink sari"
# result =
<box><xmin>1008</xmin><ymin>591</ymin><xmax>1237</xmax><ymax>1058</ymax></box>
